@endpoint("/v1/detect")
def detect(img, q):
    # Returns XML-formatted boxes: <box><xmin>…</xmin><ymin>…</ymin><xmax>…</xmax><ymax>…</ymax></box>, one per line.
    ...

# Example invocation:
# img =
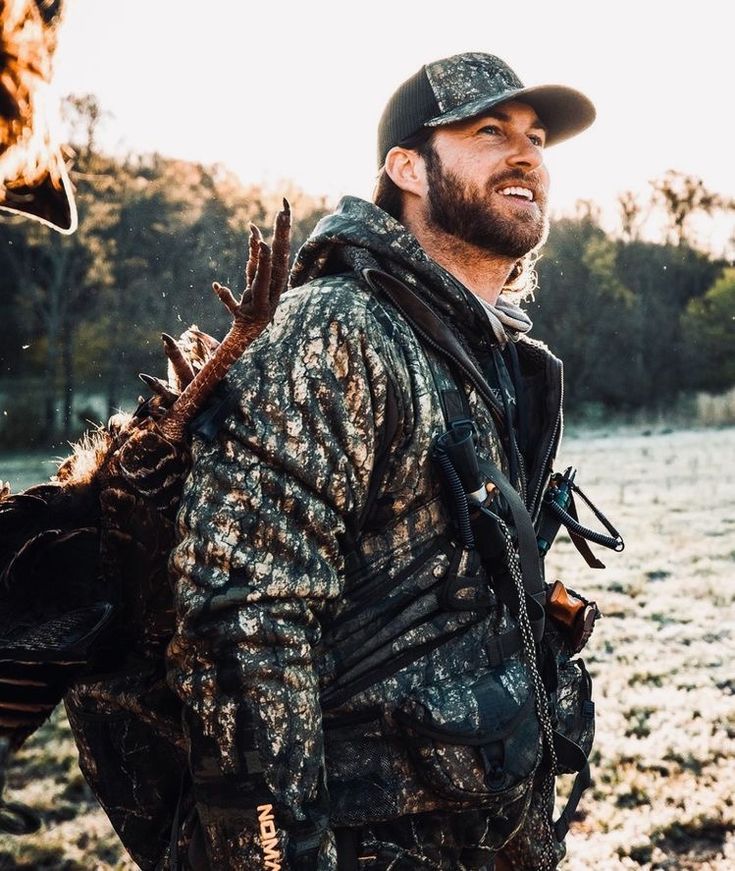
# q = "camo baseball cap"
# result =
<box><xmin>377</xmin><ymin>52</ymin><xmax>596</xmax><ymax>166</ymax></box>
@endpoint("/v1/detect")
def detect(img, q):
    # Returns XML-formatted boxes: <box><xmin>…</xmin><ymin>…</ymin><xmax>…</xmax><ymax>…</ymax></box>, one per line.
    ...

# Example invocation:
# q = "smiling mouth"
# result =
<box><xmin>497</xmin><ymin>185</ymin><xmax>535</xmax><ymax>202</ymax></box>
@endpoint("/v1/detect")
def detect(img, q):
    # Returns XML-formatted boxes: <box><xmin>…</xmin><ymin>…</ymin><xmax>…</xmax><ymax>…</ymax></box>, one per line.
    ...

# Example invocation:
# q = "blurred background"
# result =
<box><xmin>1</xmin><ymin>0</ymin><xmax>734</xmax><ymax>458</ymax></box>
<box><xmin>0</xmin><ymin>1</ymin><xmax>733</xmax><ymax>869</ymax></box>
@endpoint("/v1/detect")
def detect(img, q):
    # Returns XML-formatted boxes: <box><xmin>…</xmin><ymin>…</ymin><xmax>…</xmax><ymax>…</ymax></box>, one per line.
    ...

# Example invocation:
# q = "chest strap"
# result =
<box><xmin>432</xmin><ymin>371</ymin><xmax>545</xmax><ymax>612</ymax></box>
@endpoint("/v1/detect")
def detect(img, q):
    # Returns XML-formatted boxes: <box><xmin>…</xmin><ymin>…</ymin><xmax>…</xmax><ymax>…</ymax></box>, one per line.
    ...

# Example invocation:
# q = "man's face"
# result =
<box><xmin>422</xmin><ymin>101</ymin><xmax>550</xmax><ymax>258</ymax></box>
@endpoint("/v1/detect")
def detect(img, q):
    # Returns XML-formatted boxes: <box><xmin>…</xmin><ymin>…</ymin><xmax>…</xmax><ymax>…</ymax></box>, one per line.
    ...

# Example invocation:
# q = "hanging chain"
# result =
<box><xmin>500</xmin><ymin>521</ymin><xmax>562</xmax><ymax>870</ymax></box>
<box><xmin>500</xmin><ymin>522</ymin><xmax>558</xmax><ymax>774</ymax></box>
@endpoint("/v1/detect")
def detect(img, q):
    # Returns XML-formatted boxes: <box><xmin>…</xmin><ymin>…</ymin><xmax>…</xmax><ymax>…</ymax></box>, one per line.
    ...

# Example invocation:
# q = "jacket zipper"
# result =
<box><xmin>516</xmin><ymin>446</ymin><xmax>528</xmax><ymax>505</ymax></box>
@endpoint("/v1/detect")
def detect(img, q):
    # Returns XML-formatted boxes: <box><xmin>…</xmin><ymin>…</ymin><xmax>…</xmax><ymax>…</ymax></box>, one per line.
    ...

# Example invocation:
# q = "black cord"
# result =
<box><xmin>434</xmin><ymin>449</ymin><xmax>475</xmax><ymax>548</ymax></box>
<box><xmin>546</xmin><ymin>488</ymin><xmax>624</xmax><ymax>552</ymax></box>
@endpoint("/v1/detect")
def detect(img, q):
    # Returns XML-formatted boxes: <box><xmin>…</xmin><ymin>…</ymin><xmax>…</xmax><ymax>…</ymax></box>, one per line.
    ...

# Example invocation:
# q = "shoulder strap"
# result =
<box><xmin>413</xmin><ymin>319</ymin><xmax>545</xmax><ymax>606</ymax></box>
<box><xmin>361</xmin><ymin>269</ymin><xmax>506</xmax><ymax>433</ymax></box>
<box><xmin>362</xmin><ymin>269</ymin><xmax>597</xmax><ymax>847</ymax></box>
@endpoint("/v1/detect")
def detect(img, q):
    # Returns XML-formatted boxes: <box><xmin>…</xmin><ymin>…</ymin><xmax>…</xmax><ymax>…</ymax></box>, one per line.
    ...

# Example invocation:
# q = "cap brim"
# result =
<box><xmin>424</xmin><ymin>83</ymin><xmax>596</xmax><ymax>146</ymax></box>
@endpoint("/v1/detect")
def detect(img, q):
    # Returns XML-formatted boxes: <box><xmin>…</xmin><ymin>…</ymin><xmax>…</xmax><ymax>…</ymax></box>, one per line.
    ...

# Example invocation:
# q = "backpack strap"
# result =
<box><xmin>361</xmin><ymin>267</ymin><xmax>596</xmax><ymax>842</ymax></box>
<box><xmin>361</xmin><ymin>269</ymin><xmax>506</xmax><ymax>432</ymax></box>
<box><xmin>422</xmin><ymin>341</ymin><xmax>547</xmax><ymax>609</ymax></box>
<box><xmin>552</xmin><ymin>732</ymin><xmax>593</xmax><ymax>841</ymax></box>
<box><xmin>416</xmin><ymin>313</ymin><xmax>594</xmax><ymax>843</ymax></box>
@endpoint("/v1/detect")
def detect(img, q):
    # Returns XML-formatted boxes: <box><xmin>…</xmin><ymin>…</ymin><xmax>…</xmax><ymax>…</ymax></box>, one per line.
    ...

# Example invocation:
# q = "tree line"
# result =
<box><xmin>0</xmin><ymin>96</ymin><xmax>331</xmax><ymax>447</ymax></box>
<box><xmin>0</xmin><ymin>95</ymin><xmax>733</xmax><ymax>448</ymax></box>
<box><xmin>530</xmin><ymin>203</ymin><xmax>732</xmax><ymax>412</ymax></box>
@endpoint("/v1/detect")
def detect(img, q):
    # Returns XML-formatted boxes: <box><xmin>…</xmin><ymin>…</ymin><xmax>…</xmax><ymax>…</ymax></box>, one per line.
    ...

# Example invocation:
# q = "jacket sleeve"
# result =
<box><xmin>167</xmin><ymin>284</ymin><xmax>397</xmax><ymax>870</ymax></box>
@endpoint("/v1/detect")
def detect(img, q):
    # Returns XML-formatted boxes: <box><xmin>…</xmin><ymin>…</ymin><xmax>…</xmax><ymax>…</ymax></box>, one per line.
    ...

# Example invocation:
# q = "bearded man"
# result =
<box><xmin>166</xmin><ymin>53</ymin><xmax>596</xmax><ymax>870</ymax></box>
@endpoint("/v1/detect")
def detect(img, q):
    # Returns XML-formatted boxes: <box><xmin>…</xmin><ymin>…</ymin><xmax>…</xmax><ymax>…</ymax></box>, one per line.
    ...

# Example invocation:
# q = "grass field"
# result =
<box><xmin>1</xmin><ymin>426</ymin><xmax>734</xmax><ymax>869</ymax></box>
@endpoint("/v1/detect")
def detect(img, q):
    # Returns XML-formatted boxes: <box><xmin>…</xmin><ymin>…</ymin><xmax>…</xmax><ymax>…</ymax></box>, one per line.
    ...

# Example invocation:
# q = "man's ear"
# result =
<box><xmin>384</xmin><ymin>146</ymin><xmax>427</xmax><ymax>198</ymax></box>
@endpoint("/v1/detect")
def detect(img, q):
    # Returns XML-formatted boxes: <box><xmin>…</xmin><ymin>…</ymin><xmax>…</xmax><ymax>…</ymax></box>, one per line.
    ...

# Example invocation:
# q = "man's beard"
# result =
<box><xmin>424</xmin><ymin>147</ymin><xmax>548</xmax><ymax>259</ymax></box>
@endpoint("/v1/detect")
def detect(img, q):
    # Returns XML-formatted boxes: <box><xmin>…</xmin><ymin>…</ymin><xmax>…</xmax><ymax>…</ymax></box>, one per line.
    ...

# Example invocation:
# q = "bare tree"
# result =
<box><xmin>617</xmin><ymin>190</ymin><xmax>645</xmax><ymax>242</ymax></box>
<box><xmin>651</xmin><ymin>170</ymin><xmax>734</xmax><ymax>247</ymax></box>
<box><xmin>573</xmin><ymin>199</ymin><xmax>602</xmax><ymax>225</ymax></box>
<box><xmin>2</xmin><ymin>94</ymin><xmax>106</xmax><ymax>439</ymax></box>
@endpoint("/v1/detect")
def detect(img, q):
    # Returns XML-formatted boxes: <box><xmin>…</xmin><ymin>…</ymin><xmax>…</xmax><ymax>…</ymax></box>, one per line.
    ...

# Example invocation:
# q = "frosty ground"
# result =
<box><xmin>1</xmin><ymin>426</ymin><xmax>734</xmax><ymax>870</ymax></box>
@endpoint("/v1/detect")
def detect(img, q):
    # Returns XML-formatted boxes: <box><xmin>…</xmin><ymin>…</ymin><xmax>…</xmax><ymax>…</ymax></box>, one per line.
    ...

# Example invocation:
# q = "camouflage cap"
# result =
<box><xmin>377</xmin><ymin>52</ymin><xmax>596</xmax><ymax>166</ymax></box>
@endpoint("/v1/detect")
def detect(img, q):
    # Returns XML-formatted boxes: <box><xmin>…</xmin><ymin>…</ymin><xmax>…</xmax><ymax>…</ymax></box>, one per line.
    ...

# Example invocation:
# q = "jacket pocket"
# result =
<box><xmin>392</xmin><ymin>661</ymin><xmax>541</xmax><ymax>810</ymax></box>
<box><xmin>323</xmin><ymin>709</ymin><xmax>402</xmax><ymax>828</ymax></box>
<box><xmin>554</xmin><ymin>657</ymin><xmax>595</xmax><ymax>770</ymax></box>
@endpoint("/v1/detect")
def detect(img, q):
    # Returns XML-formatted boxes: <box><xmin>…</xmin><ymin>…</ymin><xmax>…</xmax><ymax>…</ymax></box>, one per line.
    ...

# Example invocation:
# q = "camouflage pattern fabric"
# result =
<box><xmin>65</xmin><ymin>661</ymin><xmax>186</xmax><ymax>869</ymax></box>
<box><xmin>164</xmin><ymin>197</ymin><xmax>574</xmax><ymax>870</ymax></box>
<box><xmin>340</xmin><ymin>807</ymin><xmax>508</xmax><ymax>869</ymax></box>
<box><xmin>499</xmin><ymin>779</ymin><xmax>566</xmax><ymax>870</ymax></box>
<box><xmin>423</xmin><ymin>53</ymin><xmax>525</xmax><ymax>127</ymax></box>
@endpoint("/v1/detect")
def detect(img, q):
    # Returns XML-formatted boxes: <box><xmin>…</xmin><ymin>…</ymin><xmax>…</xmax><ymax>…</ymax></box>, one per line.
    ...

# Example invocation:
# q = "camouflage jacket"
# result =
<box><xmin>163</xmin><ymin>197</ymin><xmax>571</xmax><ymax>870</ymax></box>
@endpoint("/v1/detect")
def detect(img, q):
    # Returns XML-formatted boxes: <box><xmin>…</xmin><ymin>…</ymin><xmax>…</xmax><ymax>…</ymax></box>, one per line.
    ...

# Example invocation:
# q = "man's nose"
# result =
<box><xmin>506</xmin><ymin>133</ymin><xmax>544</xmax><ymax>172</ymax></box>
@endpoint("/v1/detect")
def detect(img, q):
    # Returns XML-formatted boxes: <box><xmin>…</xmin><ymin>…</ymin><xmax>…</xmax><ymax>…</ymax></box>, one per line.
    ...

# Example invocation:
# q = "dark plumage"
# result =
<box><xmin>0</xmin><ymin>206</ymin><xmax>292</xmax><ymax>832</ymax></box>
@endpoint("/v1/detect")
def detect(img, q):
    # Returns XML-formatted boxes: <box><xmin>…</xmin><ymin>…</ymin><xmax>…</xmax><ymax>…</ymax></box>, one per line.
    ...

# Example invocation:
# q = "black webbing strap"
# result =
<box><xmin>433</xmin><ymin>372</ymin><xmax>545</xmax><ymax>615</ymax></box>
<box><xmin>476</xmin><ymin>459</ymin><xmax>545</xmax><ymax>603</ymax></box>
<box><xmin>167</xmin><ymin>769</ymin><xmax>191</xmax><ymax>870</ymax></box>
<box><xmin>552</xmin><ymin>731</ymin><xmax>592</xmax><ymax>841</ymax></box>
<box><xmin>432</xmin><ymin>378</ymin><xmax>546</xmax><ymax>643</ymax></box>
<box><xmin>506</xmin><ymin>339</ymin><xmax>529</xmax><ymax>462</ymax></box>
<box><xmin>335</xmin><ymin>827</ymin><xmax>360</xmax><ymax>870</ymax></box>
<box><xmin>485</xmin><ymin>619</ymin><xmax>544</xmax><ymax>667</ymax></box>
<box><xmin>361</xmin><ymin>269</ymin><xmax>505</xmax><ymax>431</ymax></box>
<box><xmin>440</xmin><ymin>386</ymin><xmax>471</xmax><ymax>425</ymax></box>
<box><xmin>490</xmin><ymin>348</ymin><xmax>519</xmax><ymax>489</ymax></box>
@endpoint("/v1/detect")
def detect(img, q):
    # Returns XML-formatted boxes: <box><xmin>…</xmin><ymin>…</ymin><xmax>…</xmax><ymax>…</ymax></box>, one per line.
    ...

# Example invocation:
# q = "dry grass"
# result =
<box><xmin>1</xmin><ymin>712</ymin><xmax>135</xmax><ymax>869</ymax></box>
<box><xmin>3</xmin><ymin>426</ymin><xmax>734</xmax><ymax>869</ymax></box>
<box><xmin>550</xmin><ymin>426</ymin><xmax>735</xmax><ymax>870</ymax></box>
<box><xmin>695</xmin><ymin>388</ymin><xmax>735</xmax><ymax>427</ymax></box>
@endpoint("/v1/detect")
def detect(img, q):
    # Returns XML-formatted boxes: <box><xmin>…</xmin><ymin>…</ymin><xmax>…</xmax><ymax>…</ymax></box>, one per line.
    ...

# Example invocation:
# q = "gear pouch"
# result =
<box><xmin>554</xmin><ymin>657</ymin><xmax>595</xmax><ymax>771</ymax></box>
<box><xmin>394</xmin><ymin>661</ymin><xmax>541</xmax><ymax>812</ymax></box>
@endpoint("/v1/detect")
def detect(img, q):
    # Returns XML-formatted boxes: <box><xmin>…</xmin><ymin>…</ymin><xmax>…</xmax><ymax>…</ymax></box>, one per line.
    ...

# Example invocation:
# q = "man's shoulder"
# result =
<box><xmin>279</xmin><ymin>273</ymin><xmax>404</xmax><ymax>342</ymax></box>
<box><xmin>282</xmin><ymin>273</ymin><xmax>370</xmax><ymax>318</ymax></box>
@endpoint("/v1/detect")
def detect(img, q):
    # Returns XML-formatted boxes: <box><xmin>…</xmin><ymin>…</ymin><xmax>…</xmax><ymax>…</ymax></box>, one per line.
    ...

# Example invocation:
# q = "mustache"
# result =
<box><xmin>489</xmin><ymin>169</ymin><xmax>547</xmax><ymax>202</ymax></box>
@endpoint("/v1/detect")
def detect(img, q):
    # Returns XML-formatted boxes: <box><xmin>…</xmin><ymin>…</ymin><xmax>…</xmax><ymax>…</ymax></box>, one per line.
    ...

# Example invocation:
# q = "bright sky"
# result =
<box><xmin>51</xmin><ymin>0</ymin><xmax>734</xmax><ymax>253</ymax></box>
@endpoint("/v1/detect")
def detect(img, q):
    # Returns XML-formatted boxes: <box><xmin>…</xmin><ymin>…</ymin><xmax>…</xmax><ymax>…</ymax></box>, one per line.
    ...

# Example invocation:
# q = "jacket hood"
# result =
<box><xmin>290</xmin><ymin>197</ymin><xmax>562</xmax><ymax>511</ymax></box>
<box><xmin>290</xmin><ymin>196</ymin><xmax>492</xmax><ymax>345</ymax></box>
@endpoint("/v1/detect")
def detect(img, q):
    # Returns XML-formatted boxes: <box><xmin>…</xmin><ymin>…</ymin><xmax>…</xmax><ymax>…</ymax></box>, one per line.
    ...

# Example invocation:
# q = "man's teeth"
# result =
<box><xmin>499</xmin><ymin>186</ymin><xmax>533</xmax><ymax>200</ymax></box>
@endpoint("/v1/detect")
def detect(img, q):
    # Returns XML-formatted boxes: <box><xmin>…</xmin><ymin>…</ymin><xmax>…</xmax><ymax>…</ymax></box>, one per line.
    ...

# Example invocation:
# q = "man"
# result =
<box><xmin>167</xmin><ymin>53</ymin><xmax>596</xmax><ymax>870</ymax></box>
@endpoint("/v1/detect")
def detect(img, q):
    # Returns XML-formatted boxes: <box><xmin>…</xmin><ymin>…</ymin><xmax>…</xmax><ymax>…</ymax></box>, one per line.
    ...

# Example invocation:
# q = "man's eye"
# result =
<box><xmin>479</xmin><ymin>125</ymin><xmax>501</xmax><ymax>136</ymax></box>
<box><xmin>529</xmin><ymin>134</ymin><xmax>545</xmax><ymax>147</ymax></box>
